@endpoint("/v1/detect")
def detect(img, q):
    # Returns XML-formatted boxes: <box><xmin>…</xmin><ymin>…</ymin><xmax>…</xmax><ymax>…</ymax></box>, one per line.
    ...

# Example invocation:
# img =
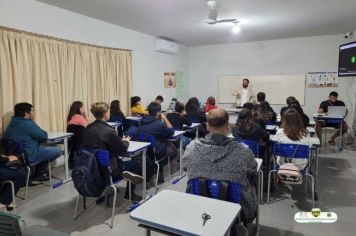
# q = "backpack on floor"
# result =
<box><xmin>71</xmin><ymin>150</ymin><xmax>105</xmax><ymax>197</ymax></box>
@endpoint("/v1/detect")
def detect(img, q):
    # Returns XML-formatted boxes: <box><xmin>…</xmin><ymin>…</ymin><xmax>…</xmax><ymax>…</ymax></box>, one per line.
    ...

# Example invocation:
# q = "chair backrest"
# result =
<box><xmin>2</xmin><ymin>138</ymin><xmax>27</xmax><ymax>164</ymax></box>
<box><xmin>235</xmin><ymin>139</ymin><xmax>260</xmax><ymax>156</ymax></box>
<box><xmin>0</xmin><ymin>213</ymin><xmax>22</xmax><ymax>236</ymax></box>
<box><xmin>66</xmin><ymin>125</ymin><xmax>85</xmax><ymax>150</ymax></box>
<box><xmin>186</xmin><ymin>178</ymin><xmax>241</xmax><ymax>204</ymax></box>
<box><xmin>272</xmin><ymin>143</ymin><xmax>309</xmax><ymax>159</ymax></box>
<box><xmin>81</xmin><ymin>148</ymin><xmax>111</xmax><ymax>167</ymax></box>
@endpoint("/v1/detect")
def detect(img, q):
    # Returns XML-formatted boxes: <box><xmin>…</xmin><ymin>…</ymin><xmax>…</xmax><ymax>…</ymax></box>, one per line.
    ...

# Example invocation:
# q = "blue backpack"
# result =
<box><xmin>71</xmin><ymin>150</ymin><xmax>105</xmax><ymax>197</ymax></box>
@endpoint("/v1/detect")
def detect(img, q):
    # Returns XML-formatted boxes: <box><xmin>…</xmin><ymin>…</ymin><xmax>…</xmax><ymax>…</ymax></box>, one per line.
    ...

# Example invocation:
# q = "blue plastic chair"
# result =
<box><xmin>235</xmin><ymin>139</ymin><xmax>260</xmax><ymax>157</ymax></box>
<box><xmin>73</xmin><ymin>148</ymin><xmax>120</xmax><ymax>228</ymax></box>
<box><xmin>128</xmin><ymin>132</ymin><xmax>171</xmax><ymax>189</ymax></box>
<box><xmin>186</xmin><ymin>178</ymin><xmax>248</xmax><ymax>234</ymax></box>
<box><xmin>2</xmin><ymin>138</ymin><xmax>52</xmax><ymax>200</ymax></box>
<box><xmin>267</xmin><ymin>143</ymin><xmax>314</xmax><ymax>207</ymax></box>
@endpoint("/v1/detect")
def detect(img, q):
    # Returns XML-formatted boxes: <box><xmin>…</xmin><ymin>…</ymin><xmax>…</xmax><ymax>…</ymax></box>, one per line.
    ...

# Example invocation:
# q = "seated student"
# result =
<box><xmin>154</xmin><ymin>95</ymin><xmax>164</xmax><ymax>105</ymax></box>
<box><xmin>243</xmin><ymin>102</ymin><xmax>265</xmax><ymax>129</ymax></box>
<box><xmin>128</xmin><ymin>102</ymin><xmax>176</xmax><ymax>184</ymax></box>
<box><xmin>232</xmin><ymin>109</ymin><xmax>269</xmax><ymax>143</ymax></box>
<box><xmin>4</xmin><ymin>103</ymin><xmax>61</xmax><ymax>183</ymax></box>
<box><xmin>316</xmin><ymin>91</ymin><xmax>348</xmax><ymax>145</ymax></box>
<box><xmin>108</xmin><ymin>100</ymin><xmax>126</xmax><ymax>136</ymax></box>
<box><xmin>204</xmin><ymin>96</ymin><xmax>218</xmax><ymax>112</ymax></box>
<box><xmin>168</xmin><ymin>98</ymin><xmax>177</xmax><ymax>112</ymax></box>
<box><xmin>131</xmin><ymin>96</ymin><xmax>148</xmax><ymax>116</ymax></box>
<box><xmin>0</xmin><ymin>143</ymin><xmax>26</xmax><ymax>211</ymax></box>
<box><xmin>254</xmin><ymin>101</ymin><xmax>277</xmax><ymax>124</ymax></box>
<box><xmin>67</xmin><ymin>101</ymin><xmax>88</xmax><ymax>127</ymax></box>
<box><xmin>256</xmin><ymin>92</ymin><xmax>275</xmax><ymax>113</ymax></box>
<box><xmin>280</xmin><ymin>96</ymin><xmax>309</xmax><ymax>128</ymax></box>
<box><xmin>81</xmin><ymin>102</ymin><xmax>143</xmax><ymax>201</ymax></box>
<box><xmin>275</xmin><ymin>108</ymin><xmax>311</xmax><ymax>170</ymax></box>
<box><xmin>166</xmin><ymin>101</ymin><xmax>192</xmax><ymax>148</ymax></box>
<box><xmin>183</xmin><ymin>108</ymin><xmax>257</xmax><ymax>224</ymax></box>
<box><xmin>185</xmin><ymin>97</ymin><xmax>208</xmax><ymax>137</ymax></box>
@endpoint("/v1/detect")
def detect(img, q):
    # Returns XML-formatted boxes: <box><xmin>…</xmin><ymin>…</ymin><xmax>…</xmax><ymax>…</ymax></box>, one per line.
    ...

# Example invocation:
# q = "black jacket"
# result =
<box><xmin>81</xmin><ymin>120</ymin><xmax>129</xmax><ymax>158</ymax></box>
<box><xmin>232</xmin><ymin>124</ymin><xmax>269</xmax><ymax>142</ymax></box>
<box><xmin>166</xmin><ymin>112</ymin><xmax>192</xmax><ymax>130</ymax></box>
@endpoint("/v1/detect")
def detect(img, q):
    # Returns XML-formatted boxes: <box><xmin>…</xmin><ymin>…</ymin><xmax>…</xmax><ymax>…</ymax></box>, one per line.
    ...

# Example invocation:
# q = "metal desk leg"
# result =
<box><xmin>63</xmin><ymin>137</ymin><xmax>70</xmax><ymax>183</ymax></box>
<box><xmin>142</xmin><ymin>150</ymin><xmax>147</xmax><ymax>199</ymax></box>
<box><xmin>339</xmin><ymin>120</ymin><xmax>343</xmax><ymax>151</ymax></box>
<box><xmin>195</xmin><ymin>127</ymin><xmax>199</xmax><ymax>139</ymax></box>
<box><xmin>255</xmin><ymin>170</ymin><xmax>261</xmax><ymax>236</ymax></box>
<box><xmin>146</xmin><ymin>228</ymin><xmax>151</xmax><ymax>236</ymax></box>
<box><xmin>179</xmin><ymin>136</ymin><xmax>183</xmax><ymax>176</ymax></box>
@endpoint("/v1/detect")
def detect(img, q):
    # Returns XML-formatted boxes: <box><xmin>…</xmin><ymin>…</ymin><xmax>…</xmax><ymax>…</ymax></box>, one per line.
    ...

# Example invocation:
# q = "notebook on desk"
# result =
<box><xmin>328</xmin><ymin>106</ymin><xmax>346</xmax><ymax>117</ymax></box>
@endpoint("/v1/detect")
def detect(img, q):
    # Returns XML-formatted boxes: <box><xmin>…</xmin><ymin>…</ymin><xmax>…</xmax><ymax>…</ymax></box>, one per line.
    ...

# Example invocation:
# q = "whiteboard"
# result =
<box><xmin>218</xmin><ymin>74</ymin><xmax>306</xmax><ymax>105</ymax></box>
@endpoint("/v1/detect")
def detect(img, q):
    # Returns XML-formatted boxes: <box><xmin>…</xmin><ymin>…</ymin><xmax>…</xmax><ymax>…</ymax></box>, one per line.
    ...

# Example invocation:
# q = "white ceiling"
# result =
<box><xmin>36</xmin><ymin>0</ymin><xmax>356</xmax><ymax>46</ymax></box>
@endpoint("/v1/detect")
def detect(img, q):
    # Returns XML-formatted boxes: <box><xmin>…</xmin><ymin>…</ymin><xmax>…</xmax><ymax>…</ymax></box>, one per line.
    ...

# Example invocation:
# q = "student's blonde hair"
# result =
<box><xmin>90</xmin><ymin>102</ymin><xmax>109</xmax><ymax>119</ymax></box>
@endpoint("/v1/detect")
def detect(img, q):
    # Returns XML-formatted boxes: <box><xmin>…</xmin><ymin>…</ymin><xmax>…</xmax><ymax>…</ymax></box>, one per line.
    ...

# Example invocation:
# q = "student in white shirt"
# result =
<box><xmin>231</xmin><ymin>78</ymin><xmax>255</xmax><ymax>107</ymax></box>
<box><xmin>276</xmin><ymin>108</ymin><xmax>311</xmax><ymax>170</ymax></box>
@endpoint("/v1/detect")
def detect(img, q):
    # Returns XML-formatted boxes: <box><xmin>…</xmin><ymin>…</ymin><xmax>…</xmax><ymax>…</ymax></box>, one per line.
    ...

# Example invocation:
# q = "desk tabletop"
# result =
<box><xmin>313</xmin><ymin>114</ymin><xmax>344</xmax><ymax>119</ymax></box>
<box><xmin>126</xmin><ymin>116</ymin><xmax>142</xmax><ymax>121</ymax></box>
<box><xmin>269</xmin><ymin>135</ymin><xmax>320</xmax><ymax>147</ymax></box>
<box><xmin>184</xmin><ymin>123</ymin><xmax>200</xmax><ymax>129</ymax></box>
<box><xmin>255</xmin><ymin>158</ymin><xmax>263</xmax><ymax>172</ymax></box>
<box><xmin>107</xmin><ymin>122</ymin><xmax>122</xmax><ymax>127</ymax></box>
<box><xmin>47</xmin><ymin>132</ymin><xmax>73</xmax><ymax>140</ymax></box>
<box><xmin>226</xmin><ymin>108</ymin><xmax>243</xmax><ymax>113</ymax></box>
<box><xmin>171</xmin><ymin>130</ymin><xmax>186</xmax><ymax>138</ymax></box>
<box><xmin>127</xmin><ymin>141</ymin><xmax>150</xmax><ymax>153</ymax></box>
<box><xmin>266</xmin><ymin>125</ymin><xmax>277</xmax><ymax>131</ymax></box>
<box><xmin>130</xmin><ymin>190</ymin><xmax>241</xmax><ymax>236</ymax></box>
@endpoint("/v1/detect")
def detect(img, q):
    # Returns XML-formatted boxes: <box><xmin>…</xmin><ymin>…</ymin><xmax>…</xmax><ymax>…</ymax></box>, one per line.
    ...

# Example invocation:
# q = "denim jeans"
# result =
<box><xmin>33</xmin><ymin>146</ymin><xmax>62</xmax><ymax>175</ymax></box>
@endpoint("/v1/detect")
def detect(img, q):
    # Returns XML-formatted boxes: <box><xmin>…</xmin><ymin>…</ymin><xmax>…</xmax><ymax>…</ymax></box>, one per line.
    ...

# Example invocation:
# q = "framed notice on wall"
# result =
<box><xmin>306</xmin><ymin>72</ymin><xmax>338</xmax><ymax>88</ymax></box>
<box><xmin>164</xmin><ymin>72</ymin><xmax>176</xmax><ymax>88</ymax></box>
<box><xmin>175</xmin><ymin>71</ymin><xmax>185</xmax><ymax>101</ymax></box>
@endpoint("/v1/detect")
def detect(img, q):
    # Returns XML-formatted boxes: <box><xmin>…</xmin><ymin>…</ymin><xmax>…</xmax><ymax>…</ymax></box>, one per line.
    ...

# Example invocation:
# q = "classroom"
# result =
<box><xmin>1</xmin><ymin>0</ymin><xmax>356</xmax><ymax>235</ymax></box>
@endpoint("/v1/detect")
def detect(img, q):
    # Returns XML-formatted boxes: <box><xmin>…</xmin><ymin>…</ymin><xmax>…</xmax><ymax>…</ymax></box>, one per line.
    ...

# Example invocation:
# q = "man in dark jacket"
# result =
<box><xmin>129</xmin><ymin>102</ymin><xmax>176</xmax><ymax>184</ymax></box>
<box><xmin>4</xmin><ymin>103</ymin><xmax>61</xmax><ymax>182</ymax></box>
<box><xmin>81</xmin><ymin>102</ymin><xmax>143</xmax><ymax>201</ymax></box>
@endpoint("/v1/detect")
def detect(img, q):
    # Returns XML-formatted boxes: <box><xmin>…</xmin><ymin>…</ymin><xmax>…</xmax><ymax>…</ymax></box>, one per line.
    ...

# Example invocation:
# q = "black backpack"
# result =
<box><xmin>71</xmin><ymin>150</ymin><xmax>105</xmax><ymax>197</ymax></box>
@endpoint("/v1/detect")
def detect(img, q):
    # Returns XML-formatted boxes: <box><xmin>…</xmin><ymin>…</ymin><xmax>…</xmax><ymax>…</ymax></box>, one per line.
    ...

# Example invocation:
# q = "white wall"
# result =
<box><xmin>0</xmin><ymin>0</ymin><xmax>188</xmax><ymax>110</ymax></box>
<box><xmin>188</xmin><ymin>34</ymin><xmax>356</xmax><ymax>126</ymax></box>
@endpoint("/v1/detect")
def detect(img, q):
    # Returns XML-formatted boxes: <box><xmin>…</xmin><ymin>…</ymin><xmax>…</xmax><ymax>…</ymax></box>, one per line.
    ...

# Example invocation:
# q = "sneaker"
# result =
<box><xmin>122</xmin><ymin>171</ymin><xmax>143</xmax><ymax>185</ymax></box>
<box><xmin>124</xmin><ymin>193</ymin><xmax>142</xmax><ymax>202</ymax></box>
<box><xmin>32</xmin><ymin>174</ymin><xmax>50</xmax><ymax>182</ymax></box>
<box><xmin>6</xmin><ymin>204</ymin><xmax>14</xmax><ymax>211</ymax></box>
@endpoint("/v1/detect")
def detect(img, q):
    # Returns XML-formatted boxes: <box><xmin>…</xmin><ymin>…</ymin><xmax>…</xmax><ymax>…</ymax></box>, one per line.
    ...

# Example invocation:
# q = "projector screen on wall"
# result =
<box><xmin>339</xmin><ymin>41</ymin><xmax>356</xmax><ymax>77</ymax></box>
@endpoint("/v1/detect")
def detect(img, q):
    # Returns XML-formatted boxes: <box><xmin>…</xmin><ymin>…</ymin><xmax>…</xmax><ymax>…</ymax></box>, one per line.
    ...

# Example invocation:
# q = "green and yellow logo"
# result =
<box><xmin>352</xmin><ymin>56</ymin><xmax>356</xmax><ymax>64</ymax></box>
<box><xmin>311</xmin><ymin>208</ymin><xmax>321</xmax><ymax>217</ymax></box>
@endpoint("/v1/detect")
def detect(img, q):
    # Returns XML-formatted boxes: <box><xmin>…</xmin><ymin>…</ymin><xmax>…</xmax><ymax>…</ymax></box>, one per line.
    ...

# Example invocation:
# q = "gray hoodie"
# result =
<box><xmin>183</xmin><ymin>133</ymin><xmax>257</xmax><ymax>221</ymax></box>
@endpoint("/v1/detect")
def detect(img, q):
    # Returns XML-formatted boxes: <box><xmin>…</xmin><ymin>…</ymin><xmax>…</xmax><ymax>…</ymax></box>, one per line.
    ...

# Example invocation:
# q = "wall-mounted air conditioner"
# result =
<box><xmin>154</xmin><ymin>39</ymin><xmax>178</xmax><ymax>54</ymax></box>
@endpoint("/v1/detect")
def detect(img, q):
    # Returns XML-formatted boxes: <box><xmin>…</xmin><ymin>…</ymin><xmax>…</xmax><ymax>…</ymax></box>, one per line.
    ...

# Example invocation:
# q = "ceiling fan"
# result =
<box><xmin>206</xmin><ymin>0</ymin><xmax>238</xmax><ymax>25</ymax></box>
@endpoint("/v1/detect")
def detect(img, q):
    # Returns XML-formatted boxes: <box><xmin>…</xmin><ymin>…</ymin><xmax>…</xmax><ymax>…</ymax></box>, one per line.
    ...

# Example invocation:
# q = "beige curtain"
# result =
<box><xmin>0</xmin><ymin>27</ymin><xmax>132</xmax><ymax>132</ymax></box>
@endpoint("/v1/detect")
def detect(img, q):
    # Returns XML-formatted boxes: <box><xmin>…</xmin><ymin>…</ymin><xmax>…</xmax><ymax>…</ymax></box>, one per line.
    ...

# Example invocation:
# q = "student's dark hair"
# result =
<box><xmin>236</xmin><ymin>108</ymin><xmax>256</xmax><ymax>132</ymax></box>
<box><xmin>172</xmin><ymin>98</ymin><xmax>177</xmax><ymax>102</ymax></box>
<box><xmin>282</xmin><ymin>108</ymin><xmax>308</xmax><ymax>141</ymax></box>
<box><xmin>110</xmin><ymin>100</ymin><xmax>124</xmax><ymax>117</ymax></box>
<box><xmin>175</xmin><ymin>101</ymin><xmax>185</xmax><ymax>113</ymax></box>
<box><xmin>185</xmin><ymin>97</ymin><xmax>200</xmax><ymax>117</ymax></box>
<box><xmin>67</xmin><ymin>101</ymin><xmax>83</xmax><ymax>122</ymax></box>
<box><xmin>147</xmin><ymin>102</ymin><xmax>161</xmax><ymax>116</ymax></box>
<box><xmin>286</xmin><ymin>96</ymin><xmax>297</xmax><ymax>105</ymax></box>
<box><xmin>243</xmin><ymin>78</ymin><xmax>249</xmax><ymax>84</ymax></box>
<box><xmin>243</xmin><ymin>102</ymin><xmax>254</xmax><ymax>110</ymax></box>
<box><xmin>207</xmin><ymin>109</ymin><xmax>229</xmax><ymax>128</ymax></box>
<box><xmin>14</xmin><ymin>103</ymin><xmax>33</xmax><ymax>117</ymax></box>
<box><xmin>131</xmin><ymin>96</ymin><xmax>141</xmax><ymax>107</ymax></box>
<box><xmin>155</xmin><ymin>95</ymin><xmax>164</xmax><ymax>102</ymax></box>
<box><xmin>255</xmin><ymin>101</ymin><xmax>272</xmax><ymax>121</ymax></box>
<box><xmin>257</xmin><ymin>92</ymin><xmax>266</xmax><ymax>102</ymax></box>
<box><xmin>329</xmin><ymin>91</ymin><xmax>338</xmax><ymax>97</ymax></box>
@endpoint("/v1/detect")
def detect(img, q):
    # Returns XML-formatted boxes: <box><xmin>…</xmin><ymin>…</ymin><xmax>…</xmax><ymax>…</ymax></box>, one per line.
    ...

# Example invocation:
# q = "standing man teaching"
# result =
<box><xmin>231</xmin><ymin>78</ymin><xmax>255</xmax><ymax>107</ymax></box>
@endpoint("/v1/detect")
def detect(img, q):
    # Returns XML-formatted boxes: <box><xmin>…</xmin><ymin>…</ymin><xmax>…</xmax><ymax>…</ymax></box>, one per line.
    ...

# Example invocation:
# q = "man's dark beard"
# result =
<box><xmin>243</xmin><ymin>84</ymin><xmax>248</xmax><ymax>88</ymax></box>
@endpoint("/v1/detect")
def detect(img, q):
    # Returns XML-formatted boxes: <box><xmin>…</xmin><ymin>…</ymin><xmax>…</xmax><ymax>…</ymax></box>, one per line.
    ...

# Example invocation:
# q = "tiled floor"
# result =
<box><xmin>10</xmin><ymin>137</ymin><xmax>356</xmax><ymax>236</ymax></box>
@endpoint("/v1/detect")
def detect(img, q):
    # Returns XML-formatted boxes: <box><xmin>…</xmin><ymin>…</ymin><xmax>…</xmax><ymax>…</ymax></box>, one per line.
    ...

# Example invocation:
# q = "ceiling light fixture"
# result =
<box><xmin>232</xmin><ymin>22</ymin><xmax>241</xmax><ymax>34</ymax></box>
